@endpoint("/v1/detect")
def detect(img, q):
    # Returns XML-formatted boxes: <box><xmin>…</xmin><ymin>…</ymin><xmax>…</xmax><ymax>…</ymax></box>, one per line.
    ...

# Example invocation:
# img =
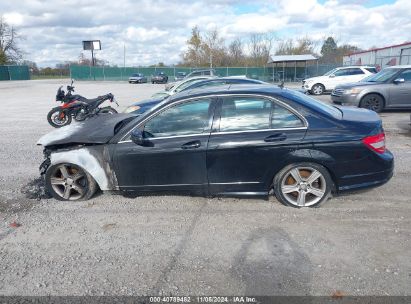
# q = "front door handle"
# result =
<box><xmin>264</xmin><ymin>133</ymin><xmax>287</xmax><ymax>142</ymax></box>
<box><xmin>181</xmin><ymin>140</ymin><xmax>201</xmax><ymax>149</ymax></box>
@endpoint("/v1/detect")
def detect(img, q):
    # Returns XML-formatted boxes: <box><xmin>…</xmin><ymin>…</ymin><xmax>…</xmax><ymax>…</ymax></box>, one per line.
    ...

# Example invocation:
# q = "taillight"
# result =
<box><xmin>362</xmin><ymin>133</ymin><xmax>386</xmax><ymax>154</ymax></box>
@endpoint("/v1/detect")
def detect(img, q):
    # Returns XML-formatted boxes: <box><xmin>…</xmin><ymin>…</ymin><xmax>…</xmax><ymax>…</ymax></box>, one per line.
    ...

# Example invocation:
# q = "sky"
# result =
<box><xmin>1</xmin><ymin>0</ymin><xmax>409</xmax><ymax>67</ymax></box>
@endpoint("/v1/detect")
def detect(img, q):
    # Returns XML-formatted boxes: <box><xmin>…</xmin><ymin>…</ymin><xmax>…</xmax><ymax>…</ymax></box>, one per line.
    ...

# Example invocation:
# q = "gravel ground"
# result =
<box><xmin>0</xmin><ymin>79</ymin><xmax>410</xmax><ymax>296</ymax></box>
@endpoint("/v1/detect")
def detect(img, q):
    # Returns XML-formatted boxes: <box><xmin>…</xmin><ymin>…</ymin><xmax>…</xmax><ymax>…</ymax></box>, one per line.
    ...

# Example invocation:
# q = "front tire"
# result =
<box><xmin>99</xmin><ymin>106</ymin><xmax>118</xmax><ymax>114</ymax></box>
<box><xmin>273</xmin><ymin>162</ymin><xmax>332</xmax><ymax>208</ymax></box>
<box><xmin>45</xmin><ymin>163</ymin><xmax>97</xmax><ymax>201</ymax></box>
<box><xmin>360</xmin><ymin>94</ymin><xmax>384</xmax><ymax>113</ymax></box>
<box><xmin>47</xmin><ymin>107</ymin><xmax>72</xmax><ymax>128</ymax></box>
<box><xmin>311</xmin><ymin>83</ymin><xmax>325</xmax><ymax>95</ymax></box>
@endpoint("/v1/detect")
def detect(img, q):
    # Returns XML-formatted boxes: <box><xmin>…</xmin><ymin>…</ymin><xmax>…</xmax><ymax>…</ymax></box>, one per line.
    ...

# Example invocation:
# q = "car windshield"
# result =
<box><xmin>324</xmin><ymin>68</ymin><xmax>338</xmax><ymax>76</ymax></box>
<box><xmin>174</xmin><ymin>79</ymin><xmax>205</xmax><ymax>92</ymax></box>
<box><xmin>131</xmin><ymin>73</ymin><xmax>140</xmax><ymax>77</ymax></box>
<box><xmin>364</xmin><ymin>68</ymin><xmax>399</xmax><ymax>82</ymax></box>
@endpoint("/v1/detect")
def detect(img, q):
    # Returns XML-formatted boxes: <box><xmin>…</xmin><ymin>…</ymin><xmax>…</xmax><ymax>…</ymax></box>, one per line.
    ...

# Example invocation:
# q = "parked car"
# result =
<box><xmin>331</xmin><ymin>65</ymin><xmax>411</xmax><ymax>112</ymax></box>
<box><xmin>128</xmin><ymin>73</ymin><xmax>147</xmax><ymax>84</ymax></box>
<box><xmin>151</xmin><ymin>72</ymin><xmax>168</xmax><ymax>84</ymax></box>
<box><xmin>125</xmin><ymin>77</ymin><xmax>268</xmax><ymax>114</ymax></box>
<box><xmin>123</xmin><ymin>97</ymin><xmax>164</xmax><ymax>115</ymax></box>
<box><xmin>185</xmin><ymin>69</ymin><xmax>216</xmax><ymax>78</ymax></box>
<box><xmin>175</xmin><ymin>72</ymin><xmax>187</xmax><ymax>81</ymax></box>
<box><xmin>38</xmin><ymin>85</ymin><xmax>393</xmax><ymax>207</ymax></box>
<box><xmin>303</xmin><ymin>66</ymin><xmax>377</xmax><ymax>95</ymax></box>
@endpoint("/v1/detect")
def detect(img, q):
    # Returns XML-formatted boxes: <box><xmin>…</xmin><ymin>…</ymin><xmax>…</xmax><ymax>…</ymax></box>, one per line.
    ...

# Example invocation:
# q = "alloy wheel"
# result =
<box><xmin>362</xmin><ymin>96</ymin><xmax>381</xmax><ymax>111</ymax></box>
<box><xmin>280</xmin><ymin>167</ymin><xmax>326</xmax><ymax>207</ymax></box>
<box><xmin>49</xmin><ymin>164</ymin><xmax>88</xmax><ymax>200</ymax></box>
<box><xmin>312</xmin><ymin>84</ymin><xmax>324</xmax><ymax>95</ymax></box>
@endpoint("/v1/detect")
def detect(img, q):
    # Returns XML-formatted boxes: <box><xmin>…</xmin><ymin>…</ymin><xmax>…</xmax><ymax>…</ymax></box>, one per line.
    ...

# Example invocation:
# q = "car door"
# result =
<box><xmin>389</xmin><ymin>69</ymin><xmax>411</xmax><ymax>107</ymax></box>
<box><xmin>113</xmin><ymin>97</ymin><xmax>216</xmax><ymax>192</ymax></box>
<box><xmin>327</xmin><ymin>68</ymin><xmax>350</xmax><ymax>89</ymax></box>
<box><xmin>206</xmin><ymin>95</ymin><xmax>308</xmax><ymax>195</ymax></box>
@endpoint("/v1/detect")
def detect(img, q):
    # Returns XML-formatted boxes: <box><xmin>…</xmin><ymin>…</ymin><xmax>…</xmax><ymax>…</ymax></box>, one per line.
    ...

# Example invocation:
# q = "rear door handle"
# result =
<box><xmin>181</xmin><ymin>140</ymin><xmax>201</xmax><ymax>149</ymax></box>
<box><xmin>264</xmin><ymin>133</ymin><xmax>287</xmax><ymax>142</ymax></box>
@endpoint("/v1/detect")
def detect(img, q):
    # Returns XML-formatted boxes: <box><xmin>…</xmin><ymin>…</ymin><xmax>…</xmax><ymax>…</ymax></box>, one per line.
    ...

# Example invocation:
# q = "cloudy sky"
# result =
<box><xmin>1</xmin><ymin>0</ymin><xmax>410</xmax><ymax>67</ymax></box>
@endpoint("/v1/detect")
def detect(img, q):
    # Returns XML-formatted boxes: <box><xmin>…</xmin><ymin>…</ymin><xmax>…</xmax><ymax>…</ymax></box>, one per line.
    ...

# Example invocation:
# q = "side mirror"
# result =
<box><xmin>329</xmin><ymin>74</ymin><xmax>335</xmax><ymax>78</ymax></box>
<box><xmin>130</xmin><ymin>129</ymin><xmax>146</xmax><ymax>146</ymax></box>
<box><xmin>393</xmin><ymin>78</ymin><xmax>405</xmax><ymax>84</ymax></box>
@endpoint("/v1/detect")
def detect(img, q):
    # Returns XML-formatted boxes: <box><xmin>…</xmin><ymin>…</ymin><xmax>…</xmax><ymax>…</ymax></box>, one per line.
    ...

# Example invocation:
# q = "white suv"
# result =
<box><xmin>302</xmin><ymin>66</ymin><xmax>377</xmax><ymax>95</ymax></box>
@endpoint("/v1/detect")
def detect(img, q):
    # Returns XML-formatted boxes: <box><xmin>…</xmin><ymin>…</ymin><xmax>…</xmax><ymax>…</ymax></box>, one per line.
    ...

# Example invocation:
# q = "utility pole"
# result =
<box><xmin>123</xmin><ymin>44</ymin><xmax>126</xmax><ymax>68</ymax></box>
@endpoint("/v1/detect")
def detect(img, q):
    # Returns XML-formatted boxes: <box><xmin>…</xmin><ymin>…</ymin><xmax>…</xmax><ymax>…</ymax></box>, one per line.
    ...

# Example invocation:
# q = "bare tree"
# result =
<box><xmin>228</xmin><ymin>38</ymin><xmax>244</xmax><ymax>66</ymax></box>
<box><xmin>248</xmin><ymin>33</ymin><xmax>276</xmax><ymax>66</ymax></box>
<box><xmin>275</xmin><ymin>37</ymin><xmax>317</xmax><ymax>56</ymax></box>
<box><xmin>0</xmin><ymin>16</ymin><xmax>23</xmax><ymax>64</ymax></box>
<box><xmin>203</xmin><ymin>28</ymin><xmax>227</xmax><ymax>67</ymax></box>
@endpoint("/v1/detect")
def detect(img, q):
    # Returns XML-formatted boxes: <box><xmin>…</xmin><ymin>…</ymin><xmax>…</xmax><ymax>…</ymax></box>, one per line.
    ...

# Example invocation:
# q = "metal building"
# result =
<box><xmin>343</xmin><ymin>42</ymin><xmax>411</xmax><ymax>69</ymax></box>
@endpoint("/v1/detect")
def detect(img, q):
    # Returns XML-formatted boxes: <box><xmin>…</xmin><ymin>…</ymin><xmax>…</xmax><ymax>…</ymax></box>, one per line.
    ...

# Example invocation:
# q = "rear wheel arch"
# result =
<box><xmin>267</xmin><ymin>152</ymin><xmax>338</xmax><ymax>193</ymax></box>
<box><xmin>272</xmin><ymin>161</ymin><xmax>335</xmax><ymax>207</ymax></box>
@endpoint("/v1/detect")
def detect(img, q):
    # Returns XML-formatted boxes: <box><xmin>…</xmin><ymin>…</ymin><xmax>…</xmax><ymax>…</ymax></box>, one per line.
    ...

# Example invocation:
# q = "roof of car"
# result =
<box><xmin>338</xmin><ymin>66</ymin><xmax>376</xmax><ymax>69</ymax></box>
<box><xmin>170</xmin><ymin>84</ymin><xmax>279</xmax><ymax>100</ymax></box>
<box><xmin>385</xmin><ymin>65</ymin><xmax>411</xmax><ymax>69</ymax></box>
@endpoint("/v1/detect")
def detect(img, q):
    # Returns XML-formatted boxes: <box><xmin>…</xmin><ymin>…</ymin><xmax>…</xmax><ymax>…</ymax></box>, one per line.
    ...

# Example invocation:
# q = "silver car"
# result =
<box><xmin>331</xmin><ymin>65</ymin><xmax>411</xmax><ymax>112</ymax></box>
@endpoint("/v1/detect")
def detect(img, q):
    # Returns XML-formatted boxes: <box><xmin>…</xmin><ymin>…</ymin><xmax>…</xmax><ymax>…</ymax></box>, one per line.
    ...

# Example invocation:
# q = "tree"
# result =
<box><xmin>182</xmin><ymin>26</ymin><xmax>203</xmax><ymax>67</ymax></box>
<box><xmin>320</xmin><ymin>36</ymin><xmax>338</xmax><ymax>63</ymax></box>
<box><xmin>228</xmin><ymin>38</ymin><xmax>244</xmax><ymax>66</ymax></box>
<box><xmin>248</xmin><ymin>33</ymin><xmax>275</xmax><ymax>66</ymax></box>
<box><xmin>319</xmin><ymin>36</ymin><xmax>361</xmax><ymax>63</ymax></box>
<box><xmin>0</xmin><ymin>16</ymin><xmax>23</xmax><ymax>64</ymax></box>
<box><xmin>275</xmin><ymin>37</ymin><xmax>317</xmax><ymax>56</ymax></box>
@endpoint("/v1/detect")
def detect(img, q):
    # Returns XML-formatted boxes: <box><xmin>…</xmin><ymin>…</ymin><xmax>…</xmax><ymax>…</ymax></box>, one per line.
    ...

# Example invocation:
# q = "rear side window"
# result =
<box><xmin>219</xmin><ymin>97</ymin><xmax>304</xmax><ymax>132</ymax></box>
<box><xmin>348</xmin><ymin>68</ymin><xmax>365</xmax><ymax>75</ymax></box>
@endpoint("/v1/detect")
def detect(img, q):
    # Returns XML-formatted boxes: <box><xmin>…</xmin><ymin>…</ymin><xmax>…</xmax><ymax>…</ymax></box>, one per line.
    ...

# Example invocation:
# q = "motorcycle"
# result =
<box><xmin>47</xmin><ymin>80</ymin><xmax>119</xmax><ymax>128</ymax></box>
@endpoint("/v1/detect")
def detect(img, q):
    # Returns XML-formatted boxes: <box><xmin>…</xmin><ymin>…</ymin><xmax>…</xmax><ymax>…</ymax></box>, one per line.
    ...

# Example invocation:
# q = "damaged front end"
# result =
<box><xmin>39</xmin><ymin>148</ymin><xmax>52</xmax><ymax>176</ymax></box>
<box><xmin>38</xmin><ymin>144</ymin><xmax>119</xmax><ymax>191</ymax></box>
<box><xmin>36</xmin><ymin>114</ymin><xmax>136</xmax><ymax>193</ymax></box>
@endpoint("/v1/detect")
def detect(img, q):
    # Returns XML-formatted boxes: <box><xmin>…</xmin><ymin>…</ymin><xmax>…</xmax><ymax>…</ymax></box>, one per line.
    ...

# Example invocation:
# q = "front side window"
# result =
<box><xmin>144</xmin><ymin>99</ymin><xmax>212</xmax><ymax>138</ymax></box>
<box><xmin>219</xmin><ymin>97</ymin><xmax>303</xmax><ymax>132</ymax></box>
<box><xmin>398</xmin><ymin>69</ymin><xmax>411</xmax><ymax>82</ymax></box>
<box><xmin>333</xmin><ymin>69</ymin><xmax>349</xmax><ymax>77</ymax></box>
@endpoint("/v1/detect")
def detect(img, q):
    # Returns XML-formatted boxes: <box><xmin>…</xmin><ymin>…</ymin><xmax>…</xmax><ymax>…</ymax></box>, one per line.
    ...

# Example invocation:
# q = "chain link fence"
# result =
<box><xmin>69</xmin><ymin>64</ymin><xmax>342</xmax><ymax>82</ymax></box>
<box><xmin>0</xmin><ymin>65</ymin><xmax>30</xmax><ymax>81</ymax></box>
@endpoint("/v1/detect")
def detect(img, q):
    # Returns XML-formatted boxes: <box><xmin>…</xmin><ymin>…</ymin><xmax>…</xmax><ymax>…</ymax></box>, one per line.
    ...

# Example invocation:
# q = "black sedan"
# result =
<box><xmin>37</xmin><ymin>85</ymin><xmax>393</xmax><ymax>208</ymax></box>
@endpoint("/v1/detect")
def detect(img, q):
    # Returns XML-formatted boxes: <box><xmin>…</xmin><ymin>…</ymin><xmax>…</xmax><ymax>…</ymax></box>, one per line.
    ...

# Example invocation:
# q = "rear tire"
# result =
<box><xmin>311</xmin><ymin>83</ymin><xmax>325</xmax><ymax>95</ymax></box>
<box><xmin>273</xmin><ymin>162</ymin><xmax>333</xmax><ymax>208</ymax></box>
<box><xmin>45</xmin><ymin>163</ymin><xmax>97</xmax><ymax>201</ymax></box>
<box><xmin>47</xmin><ymin>107</ymin><xmax>72</xmax><ymax>128</ymax></box>
<box><xmin>360</xmin><ymin>94</ymin><xmax>384</xmax><ymax>113</ymax></box>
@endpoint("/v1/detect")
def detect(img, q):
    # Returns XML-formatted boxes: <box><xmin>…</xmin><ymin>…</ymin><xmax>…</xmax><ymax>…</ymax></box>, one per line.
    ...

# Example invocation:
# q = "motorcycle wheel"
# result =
<box><xmin>47</xmin><ymin>107</ymin><xmax>72</xmax><ymax>128</ymax></box>
<box><xmin>99</xmin><ymin>107</ymin><xmax>118</xmax><ymax>114</ymax></box>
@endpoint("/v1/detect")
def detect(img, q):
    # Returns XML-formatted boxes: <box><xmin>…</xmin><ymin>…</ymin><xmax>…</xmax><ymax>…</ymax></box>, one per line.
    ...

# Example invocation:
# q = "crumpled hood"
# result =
<box><xmin>37</xmin><ymin>113</ymin><xmax>136</xmax><ymax>147</ymax></box>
